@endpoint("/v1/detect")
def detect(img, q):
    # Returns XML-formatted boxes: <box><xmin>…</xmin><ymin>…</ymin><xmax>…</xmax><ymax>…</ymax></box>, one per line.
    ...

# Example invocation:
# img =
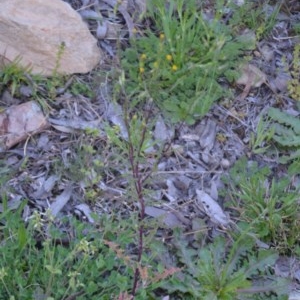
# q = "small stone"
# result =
<box><xmin>221</xmin><ymin>158</ymin><xmax>230</xmax><ymax>169</ymax></box>
<box><xmin>254</xmin><ymin>50</ymin><xmax>261</xmax><ymax>57</ymax></box>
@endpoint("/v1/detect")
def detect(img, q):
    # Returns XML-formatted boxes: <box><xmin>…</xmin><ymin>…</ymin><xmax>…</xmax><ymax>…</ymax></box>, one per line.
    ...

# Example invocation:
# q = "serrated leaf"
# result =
<box><xmin>272</xmin><ymin>134</ymin><xmax>300</xmax><ymax>147</ymax></box>
<box><xmin>268</xmin><ymin>108</ymin><xmax>300</xmax><ymax>134</ymax></box>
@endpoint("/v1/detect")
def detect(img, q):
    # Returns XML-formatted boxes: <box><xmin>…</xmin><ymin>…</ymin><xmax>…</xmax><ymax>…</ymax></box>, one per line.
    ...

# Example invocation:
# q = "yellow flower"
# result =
<box><xmin>140</xmin><ymin>53</ymin><xmax>147</xmax><ymax>60</ymax></box>
<box><xmin>159</xmin><ymin>33</ymin><xmax>165</xmax><ymax>40</ymax></box>
<box><xmin>172</xmin><ymin>64</ymin><xmax>178</xmax><ymax>71</ymax></box>
<box><xmin>139</xmin><ymin>67</ymin><xmax>145</xmax><ymax>73</ymax></box>
<box><xmin>153</xmin><ymin>61</ymin><xmax>159</xmax><ymax>68</ymax></box>
<box><xmin>166</xmin><ymin>54</ymin><xmax>172</xmax><ymax>61</ymax></box>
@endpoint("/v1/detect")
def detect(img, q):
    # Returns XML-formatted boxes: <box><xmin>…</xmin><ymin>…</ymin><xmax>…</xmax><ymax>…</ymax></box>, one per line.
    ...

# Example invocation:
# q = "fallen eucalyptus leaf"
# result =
<box><xmin>49</xmin><ymin>186</ymin><xmax>73</xmax><ymax>217</ymax></box>
<box><xmin>196</xmin><ymin>189</ymin><xmax>229</xmax><ymax>227</ymax></box>
<box><xmin>145</xmin><ymin>206</ymin><xmax>187</xmax><ymax>228</ymax></box>
<box><xmin>74</xmin><ymin>203</ymin><xmax>95</xmax><ymax>224</ymax></box>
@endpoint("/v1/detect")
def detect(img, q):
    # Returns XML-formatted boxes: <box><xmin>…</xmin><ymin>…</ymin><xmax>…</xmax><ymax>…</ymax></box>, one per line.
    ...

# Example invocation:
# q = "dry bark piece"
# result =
<box><xmin>0</xmin><ymin>0</ymin><xmax>101</xmax><ymax>75</ymax></box>
<box><xmin>0</xmin><ymin>101</ymin><xmax>49</xmax><ymax>152</ymax></box>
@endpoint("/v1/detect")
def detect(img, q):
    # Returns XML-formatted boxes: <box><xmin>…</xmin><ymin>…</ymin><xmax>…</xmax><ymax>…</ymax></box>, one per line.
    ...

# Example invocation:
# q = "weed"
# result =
<box><xmin>70</xmin><ymin>79</ymin><xmax>93</xmax><ymax>98</ymax></box>
<box><xmin>228</xmin><ymin>1</ymin><xmax>281</xmax><ymax>40</ymax></box>
<box><xmin>267</xmin><ymin>107</ymin><xmax>300</xmax><ymax>163</ymax></box>
<box><xmin>0</xmin><ymin>58</ymin><xmax>35</xmax><ymax>96</ymax></box>
<box><xmin>249</xmin><ymin>116</ymin><xmax>275</xmax><ymax>154</ymax></box>
<box><xmin>58</xmin><ymin>143</ymin><xmax>104</xmax><ymax>190</ymax></box>
<box><xmin>121</xmin><ymin>0</ymin><xmax>251</xmax><ymax>124</ymax></box>
<box><xmin>106</xmin><ymin>74</ymin><xmax>166</xmax><ymax>296</ymax></box>
<box><xmin>224</xmin><ymin>157</ymin><xmax>300</xmax><ymax>255</ymax></box>
<box><xmin>0</xmin><ymin>197</ymin><xmax>175</xmax><ymax>299</ymax></box>
<box><xmin>164</xmin><ymin>230</ymin><xmax>288</xmax><ymax>299</ymax></box>
<box><xmin>46</xmin><ymin>42</ymin><xmax>67</xmax><ymax>99</ymax></box>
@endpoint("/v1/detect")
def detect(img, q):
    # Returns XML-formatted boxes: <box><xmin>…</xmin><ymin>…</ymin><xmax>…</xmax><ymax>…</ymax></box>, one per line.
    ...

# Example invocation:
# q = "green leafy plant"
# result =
<box><xmin>228</xmin><ymin>1</ymin><xmax>281</xmax><ymax>40</ymax></box>
<box><xmin>164</xmin><ymin>231</ymin><xmax>288</xmax><ymax>299</ymax></box>
<box><xmin>267</xmin><ymin>107</ymin><xmax>300</xmax><ymax>163</ymax></box>
<box><xmin>249</xmin><ymin>116</ymin><xmax>275</xmax><ymax>154</ymax></box>
<box><xmin>0</xmin><ymin>193</ymin><xmax>176</xmax><ymax>299</ymax></box>
<box><xmin>0</xmin><ymin>44</ymin><xmax>70</xmax><ymax>102</ymax></box>
<box><xmin>47</xmin><ymin>42</ymin><xmax>67</xmax><ymax>98</ymax></box>
<box><xmin>224</xmin><ymin>157</ymin><xmax>300</xmax><ymax>255</ymax></box>
<box><xmin>121</xmin><ymin>0</ymin><xmax>251</xmax><ymax>124</ymax></box>
<box><xmin>0</xmin><ymin>58</ymin><xmax>34</xmax><ymax>96</ymax></box>
<box><xmin>70</xmin><ymin>79</ymin><xmax>93</xmax><ymax>98</ymax></box>
<box><xmin>104</xmin><ymin>74</ymin><xmax>174</xmax><ymax>297</ymax></box>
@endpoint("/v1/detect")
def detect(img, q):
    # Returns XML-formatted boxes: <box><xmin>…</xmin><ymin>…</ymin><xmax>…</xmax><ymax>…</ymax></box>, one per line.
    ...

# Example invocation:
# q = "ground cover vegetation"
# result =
<box><xmin>0</xmin><ymin>0</ymin><xmax>299</xmax><ymax>299</ymax></box>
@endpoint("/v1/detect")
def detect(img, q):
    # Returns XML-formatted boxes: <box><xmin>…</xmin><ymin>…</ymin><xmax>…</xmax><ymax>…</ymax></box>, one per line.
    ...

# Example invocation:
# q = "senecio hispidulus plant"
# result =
<box><xmin>121</xmin><ymin>0</ymin><xmax>253</xmax><ymax>124</ymax></box>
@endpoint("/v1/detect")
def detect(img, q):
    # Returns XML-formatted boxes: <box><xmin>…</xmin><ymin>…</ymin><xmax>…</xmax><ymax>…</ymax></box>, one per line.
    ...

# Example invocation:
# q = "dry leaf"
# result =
<box><xmin>49</xmin><ymin>186</ymin><xmax>73</xmax><ymax>217</ymax></box>
<box><xmin>145</xmin><ymin>206</ymin><xmax>188</xmax><ymax>228</ymax></box>
<box><xmin>236</xmin><ymin>63</ymin><xmax>267</xmax><ymax>101</ymax></box>
<box><xmin>74</xmin><ymin>203</ymin><xmax>95</xmax><ymax>224</ymax></box>
<box><xmin>196</xmin><ymin>189</ymin><xmax>229</xmax><ymax>227</ymax></box>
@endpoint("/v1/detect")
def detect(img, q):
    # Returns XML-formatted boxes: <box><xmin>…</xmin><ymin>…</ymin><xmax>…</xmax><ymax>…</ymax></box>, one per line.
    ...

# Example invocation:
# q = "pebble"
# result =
<box><xmin>221</xmin><ymin>158</ymin><xmax>231</xmax><ymax>169</ymax></box>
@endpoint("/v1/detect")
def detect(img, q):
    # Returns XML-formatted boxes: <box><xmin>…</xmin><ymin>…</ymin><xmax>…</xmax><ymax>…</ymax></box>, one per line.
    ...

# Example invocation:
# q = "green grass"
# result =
<box><xmin>0</xmin><ymin>201</ymin><xmax>168</xmax><ymax>299</ymax></box>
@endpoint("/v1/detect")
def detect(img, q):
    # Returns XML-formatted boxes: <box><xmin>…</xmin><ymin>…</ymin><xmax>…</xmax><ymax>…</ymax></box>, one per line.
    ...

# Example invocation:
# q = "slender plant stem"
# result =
<box><xmin>123</xmin><ymin>98</ymin><xmax>150</xmax><ymax>296</ymax></box>
<box><xmin>122</xmin><ymin>91</ymin><xmax>183</xmax><ymax>296</ymax></box>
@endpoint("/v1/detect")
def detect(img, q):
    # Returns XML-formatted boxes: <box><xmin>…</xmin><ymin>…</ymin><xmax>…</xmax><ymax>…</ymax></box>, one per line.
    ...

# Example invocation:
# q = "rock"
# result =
<box><xmin>0</xmin><ymin>0</ymin><xmax>102</xmax><ymax>76</ymax></box>
<box><xmin>0</xmin><ymin>101</ymin><xmax>49</xmax><ymax>152</ymax></box>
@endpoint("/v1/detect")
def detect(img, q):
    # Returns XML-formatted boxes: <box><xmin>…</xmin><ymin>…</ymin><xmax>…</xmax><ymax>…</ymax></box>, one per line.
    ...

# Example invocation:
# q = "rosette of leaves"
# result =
<box><xmin>163</xmin><ymin>232</ymin><xmax>288</xmax><ymax>299</ymax></box>
<box><xmin>121</xmin><ymin>0</ymin><xmax>251</xmax><ymax>124</ymax></box>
